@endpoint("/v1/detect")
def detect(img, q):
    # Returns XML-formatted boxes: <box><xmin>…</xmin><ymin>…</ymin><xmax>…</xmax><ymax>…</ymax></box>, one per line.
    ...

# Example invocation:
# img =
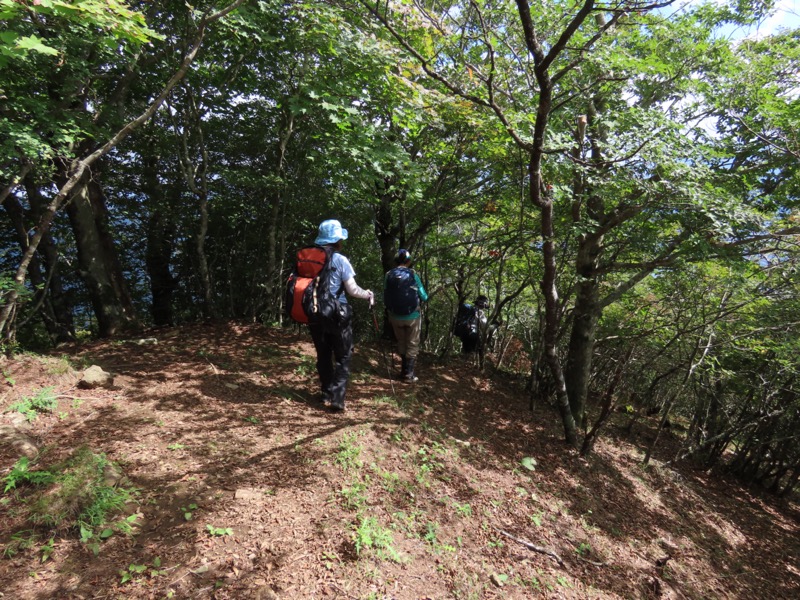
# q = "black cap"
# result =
<box><xmin>395</xmin><ymin>248</ymin><xmax>412</xmax><ymax>265</ymax></box>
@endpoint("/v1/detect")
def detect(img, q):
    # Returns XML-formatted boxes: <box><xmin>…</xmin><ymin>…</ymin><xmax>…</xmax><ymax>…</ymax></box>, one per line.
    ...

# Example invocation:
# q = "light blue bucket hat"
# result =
<box><xmin>315</xmin><ymin>219</ymin><xmax>348</xmax><ymax>245</ymax></box>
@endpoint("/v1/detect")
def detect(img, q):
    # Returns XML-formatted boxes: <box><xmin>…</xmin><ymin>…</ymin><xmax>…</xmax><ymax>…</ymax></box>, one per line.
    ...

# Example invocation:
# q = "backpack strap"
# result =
<box><xmin>318</xmin><ymin>245</ymin><xmax>345</xmax><ymax>298</ymax></box>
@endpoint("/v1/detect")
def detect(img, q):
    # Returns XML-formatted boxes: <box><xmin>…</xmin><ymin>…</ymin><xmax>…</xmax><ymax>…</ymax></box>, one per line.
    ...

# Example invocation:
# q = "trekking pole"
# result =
<box><xmin>370</xmin><ymin>305</ymin><xmax>395</xmax><ymax>395</ymax></box>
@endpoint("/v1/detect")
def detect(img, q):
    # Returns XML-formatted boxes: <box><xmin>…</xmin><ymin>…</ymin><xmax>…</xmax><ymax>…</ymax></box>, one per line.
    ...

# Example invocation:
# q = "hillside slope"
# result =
<box><xmin>0</xmin><ymin>321</ymin><xmax>797</xmax><ymax>599</ymax></box>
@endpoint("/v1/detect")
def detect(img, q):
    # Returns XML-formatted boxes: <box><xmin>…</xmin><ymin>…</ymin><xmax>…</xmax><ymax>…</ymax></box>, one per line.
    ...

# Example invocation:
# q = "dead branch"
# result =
<box><xmin>492</xmin><ymin>526</ymin><xmax>565</xmax><ymax>567</ymax></box>
<box><xmin>576</xmin><ymin>554</ymin><xmax>607</xmax><ymax>567</ymax></box>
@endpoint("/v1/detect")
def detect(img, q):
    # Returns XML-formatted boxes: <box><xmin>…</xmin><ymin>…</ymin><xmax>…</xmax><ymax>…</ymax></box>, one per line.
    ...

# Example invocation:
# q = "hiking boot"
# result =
<box><xmin>327</xmin><ymin>403</ymin><xmax>345</xmax><ymax>413</ymax></box>
<box><xmin>403</xmin><ymin>358</ymin><xmax>418</xmax><ymax>383</ymax></box>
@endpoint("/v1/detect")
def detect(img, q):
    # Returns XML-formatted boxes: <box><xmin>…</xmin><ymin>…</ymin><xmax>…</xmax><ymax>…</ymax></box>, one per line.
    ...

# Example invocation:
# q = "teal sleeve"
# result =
<box><xmin>414</xmin><ymin>273</ymin><xmax>428</xmax><ymax>302</ymax></box>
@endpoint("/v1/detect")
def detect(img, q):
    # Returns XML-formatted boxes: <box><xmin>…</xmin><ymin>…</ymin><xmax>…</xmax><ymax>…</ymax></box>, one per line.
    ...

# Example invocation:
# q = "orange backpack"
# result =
<box><xmin>285</xmin><ymin>246</ymin><xmax>335</xmax><ymax>324</ymax></box>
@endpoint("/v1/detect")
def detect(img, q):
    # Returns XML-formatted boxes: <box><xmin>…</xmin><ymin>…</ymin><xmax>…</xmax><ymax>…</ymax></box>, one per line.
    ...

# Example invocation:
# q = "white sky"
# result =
<box><xmin>686</xmin><ymin>0</ymin><xmax>800</xmax><ymax>39</ymax></box>
<box><xmin>732</xmin><ymin>0</ymin><xmax>800</xmax><ymax>38</ymax></box>
<box><xmin>759</xmin><ymin>0</ymin><xmax>800</xmax><ymax>30</ymax></box>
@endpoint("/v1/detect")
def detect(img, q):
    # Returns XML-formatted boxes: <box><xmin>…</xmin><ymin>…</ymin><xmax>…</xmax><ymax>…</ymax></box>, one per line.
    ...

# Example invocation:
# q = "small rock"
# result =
<box><xmin>103</xmin><ymin>463</ymin><xmax>124</xmax><ymax>487</ymax></box>
<box><xmin>6</xmin><ymin>412</ymin><xmax>29</xmax><ymax>428</ymax></box>
<box><xmin>78</xmin><ymin>365</ymin><xmax>114</xmax><ymax>389</ymax></box>
<box><xmin>135</xmin><ymin>338</ymin><xmax>158</xmax><ymax>345</ymax></box>
<box><xmin>0</xmin><ymin>425</ymin><xmax>38</xmax><ymax>457</ymax></box>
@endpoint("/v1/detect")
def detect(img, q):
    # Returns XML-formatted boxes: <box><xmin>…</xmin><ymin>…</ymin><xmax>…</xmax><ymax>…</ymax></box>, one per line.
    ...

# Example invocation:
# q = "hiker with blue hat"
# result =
<box><xmin>308</xmin><ymin>219</ymin><xmax>374</xmax><ymax>412</ymax></box>
<box><xmin>383</xmin><ymin>249</ymin><xmax>428</xmax><ymax>382</ymax></box>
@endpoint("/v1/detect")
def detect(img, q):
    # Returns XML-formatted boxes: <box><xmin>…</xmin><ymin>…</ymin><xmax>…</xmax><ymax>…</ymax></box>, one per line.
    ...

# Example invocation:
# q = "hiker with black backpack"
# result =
<box><xmin>453</xmin><ymin>295</ymin><xmax>491</xmax><ymax>356</ymax></box>
<box><xmin>286</xmin><ymin>219</ymin><xmax>374</xmax><ymax>412</ymax></box>
<box><xmin>383</xmin><ymin>249</ymin><xmax>428</xmax><ymax>382</ymax></box>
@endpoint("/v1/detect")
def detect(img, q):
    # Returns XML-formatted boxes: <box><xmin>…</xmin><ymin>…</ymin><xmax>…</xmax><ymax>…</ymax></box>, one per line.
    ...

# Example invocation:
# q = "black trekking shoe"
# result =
<box><xmin>403</xmin><ymin>358</ymin><xmax>418</xmax><ymax>383</ymax></box>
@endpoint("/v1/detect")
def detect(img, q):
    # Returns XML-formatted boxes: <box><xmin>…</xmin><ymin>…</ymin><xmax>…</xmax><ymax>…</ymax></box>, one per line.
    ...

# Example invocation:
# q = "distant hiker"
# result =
<box><xmin>305</xmin><ymin>219</ymin><xmax>374</xmax><ymax>412</ymax></box>
<box><xmin>453</xmin><ymin>295</ymin><xmax>492</xmax><ymax>357</ymax></box>
<box><xmin>384</xmin><ymin>248</ymin><xmax>428</xmax><ymax>382</ymax></box>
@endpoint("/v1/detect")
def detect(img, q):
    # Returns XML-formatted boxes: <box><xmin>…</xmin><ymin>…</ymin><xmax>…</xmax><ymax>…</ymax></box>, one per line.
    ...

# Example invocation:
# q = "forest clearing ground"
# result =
<box><xmin>0</xmin><ymin>321</ymin><xmax>797</xmax><ymax>599</ymax></box>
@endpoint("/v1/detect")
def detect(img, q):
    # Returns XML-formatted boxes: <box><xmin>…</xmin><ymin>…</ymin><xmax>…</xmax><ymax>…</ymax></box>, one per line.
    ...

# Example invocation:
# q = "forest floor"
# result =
<box><xmin>0</xmin><ymin>321</ymin><xmax>798</xmax><ymax>600</ymax></box>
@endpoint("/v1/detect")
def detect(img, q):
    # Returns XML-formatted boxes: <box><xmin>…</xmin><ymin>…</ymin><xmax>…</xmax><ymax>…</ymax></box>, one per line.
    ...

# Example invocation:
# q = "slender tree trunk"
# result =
<box><xmin>4</xmin><ymin>184</ymin><xmax>75</xmax><ymax>344</ymax></box>
<box><xmin>527</xmin><ymin>87</ymin><xmax>576</xmax><ymax>444</ymax></box>
<box><xmin>265</xmin><ymin>108</ymin><xmax>294</xmax><ymax>323</ymax></box>
<box><xmin>646</xmin><ymin>333</ymin><xmax>713</xmax><ymax>465</ymax></box>
<box><xmin>374</xmin><ymin>188</ymin><xmax>403</xmax><ymax>339</ymax></box>
<box><xmin>3</xmin><ymin>195</ymin><xmax>61</xmax><ymax>340</ymax></box>
<box><xmin>172</xmin><ymin>89</ymin><xmax>213</xmax><ymax>319</ymax></box>
<box><xmin>25</xmin><ymin>179</ymin><xmax>75</xmax><ymax>342</ymax></box>
<box><xmin>195</xmin><ymin>188</ymin><xmax>212</xmax><ymax>318</ymax></box>
<box><xmin>536</xmin><ymin>172</ymin><xmax>577</xmax><ymax>445</ymax></box>
<box><xmin>580</xmin><ymin>347</ymin><xmax>632</xmax><ymax>456</ymax></box>
<box><xmin>515</xmin><ymin>0</ymin><xmax>597</xmax><ymax>446</ymax></box>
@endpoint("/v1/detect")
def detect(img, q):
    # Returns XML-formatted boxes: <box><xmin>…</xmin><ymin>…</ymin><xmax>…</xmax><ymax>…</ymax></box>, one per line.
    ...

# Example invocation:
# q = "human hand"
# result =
<box><xmin>367</xmin><ymin>290</ymin><xmax>375</xmax><ymax>307</ymax></box>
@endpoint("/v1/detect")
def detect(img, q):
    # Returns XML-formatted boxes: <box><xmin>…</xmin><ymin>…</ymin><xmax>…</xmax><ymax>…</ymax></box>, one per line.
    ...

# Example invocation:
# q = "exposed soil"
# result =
<box><xmin>0</xmin><ymin>321</ymin><xmax>798</xmax><ymax>599</ymax></box>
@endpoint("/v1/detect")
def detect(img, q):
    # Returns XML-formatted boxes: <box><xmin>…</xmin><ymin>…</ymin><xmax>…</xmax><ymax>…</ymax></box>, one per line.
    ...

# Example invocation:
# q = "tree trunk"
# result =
<box><xmin>141</xmin><ymin>154</ymin><xmax>177</xmax><ymax>327</ymax></box>
<box><xmin>65</xmin><ymin>177</ymin><xmax>138</xmax><ymax>337</ymax></box>
<box><xmin>516</xmin><ymin>0</ymin><xmax>588</xmax><ymax>446</ymax></box>
<box><xmin>374</xmin><ymin>189</ymin><xmax>401</xmax><ymax>274</ymax></box>
<box><xmin>564</xmin><ymin>232</ymin><xmax>603</xmax><ymax>426</ymax></box>
<box><xmin>564</xmin><ymin>92</ymin><xmax>608</xmax><ymax>428</ymax></box>
<box><xmin>145</xmin><ymin>210</ymin><xmax>177</xmax><ymax>327</ymax></box>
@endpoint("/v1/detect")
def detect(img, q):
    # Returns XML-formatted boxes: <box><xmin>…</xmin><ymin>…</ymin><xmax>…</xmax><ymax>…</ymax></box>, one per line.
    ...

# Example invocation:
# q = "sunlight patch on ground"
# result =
<box><xmin>698</xmin><ymin>512</ymin><xmax>749</xmax><ymax>549</ymax></box>
<box><xmin>619</xmin><ymin>467</ymin><xmax>670</xmax><ymax>513</ymax></box>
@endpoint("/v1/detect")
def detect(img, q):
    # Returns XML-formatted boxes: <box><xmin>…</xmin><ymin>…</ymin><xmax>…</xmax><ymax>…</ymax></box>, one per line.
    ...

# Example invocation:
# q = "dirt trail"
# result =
<box><xmin>0</xmin><ymin>321</ymin><xmax>797</xmax><ymax>599</ymax></box>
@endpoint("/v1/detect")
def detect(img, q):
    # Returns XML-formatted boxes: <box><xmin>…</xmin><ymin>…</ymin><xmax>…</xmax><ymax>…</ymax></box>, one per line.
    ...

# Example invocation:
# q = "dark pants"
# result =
<box><xmin>460</xmin><ymin>333</ymin><xmax>480</xmax><ymax>354</ymax></box>
<box><xmin>309</xmin><ymin>320</ymin><xmax>353</xmax><ymax>409</ymax></box>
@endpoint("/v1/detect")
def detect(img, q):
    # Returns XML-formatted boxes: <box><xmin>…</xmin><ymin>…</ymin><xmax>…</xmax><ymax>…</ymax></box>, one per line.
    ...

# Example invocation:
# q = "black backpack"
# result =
<box><xmin>453</xmin><ymin>303</ymin><xmax>478</xmax><ymax>338</ymax></box>
<box><xmin>285</xmin><ymin>246</ymin><xmax>348</xmax><ymax>327</ymax></box>
<box><xmin>384</xmin><ymin>267</ymin><xmax>420</xmax><ymax>316</ymax></box>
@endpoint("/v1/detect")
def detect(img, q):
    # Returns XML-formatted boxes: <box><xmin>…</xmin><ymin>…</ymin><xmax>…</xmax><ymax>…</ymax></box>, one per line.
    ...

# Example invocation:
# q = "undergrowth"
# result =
<box><xmin>7</xmin><ymin>387</ymin><xmax>57</xmax><ymax>421</ymax></box>
<box><xmin>2</xmin><ymin>446</ymin><xmax>139</xmax><ymax>558</ymax></box>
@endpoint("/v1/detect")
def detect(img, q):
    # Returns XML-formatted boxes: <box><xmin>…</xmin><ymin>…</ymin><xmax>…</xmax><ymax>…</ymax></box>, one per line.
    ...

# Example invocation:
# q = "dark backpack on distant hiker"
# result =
<box><xmin>285</xmin><ymin>246</ymin><xmax>347</xmax><ymax>326</ymax></box>
<box><xmin>453</xmin><ymin>303</ymin><xmax>478</xmax><ymax>339</ymax></box>
<box><xmin>384</xmin><ymin>267</ymin><xmax>420</xmax><ymax>316</ymax></box>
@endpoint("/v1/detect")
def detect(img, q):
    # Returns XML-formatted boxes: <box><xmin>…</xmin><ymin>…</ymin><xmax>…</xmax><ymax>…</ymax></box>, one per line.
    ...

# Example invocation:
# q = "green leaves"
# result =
<box><xmin>6</xmin><ymin>34</ymin><xmax>58</xmax><ymax>56</ymax></box>
<box><xmin>0</xmin><ymin>0</ymin><xmax>160</xmax><ymax>62</ymax></box>
<box><xmin>0</xmin><ymin>31</ymin><xmax>58</xmax><ymax>60</ymax></box>
<box><xmin>206</xmin><ymin>524</ymin><xmax>233</xmax><ymax>537</ymax></box>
